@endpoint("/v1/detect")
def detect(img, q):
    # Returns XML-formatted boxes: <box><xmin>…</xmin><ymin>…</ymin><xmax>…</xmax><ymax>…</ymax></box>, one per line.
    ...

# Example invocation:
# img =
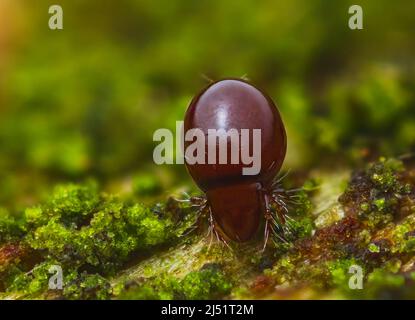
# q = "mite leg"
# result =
<box><xmin>207</xmin><ymin>207</ymin><xmax>232</xmax><ymax>250</ymax></box>
<box><xmin>181</xmin><ymin>203</ymin><xmax>209</xmax><ymax>237</ymax></box>
<box><xmin>271</xmin><ymin>194</ymin><xmax>288</xmax><ymax>223</ymax></box>
<box><xmin>262</xmin><ymin>194</ymin><xmax>273</xmax><ymax>251</ymax></box>
<box><xmin>263</xmin><ymin>189</ymin><xmax>295</xmax><ymax>248</ymax></box>
<box><xmin>174</xmin><ymin>193</ymin><xmax>231</xmax><ymax>249</ymax></box>
<box><xmin>174</xmin><ymin>193</ymin><xmax>209</xmax><ymax>236</ymax></box>
<box><xmin>262</xmin><ymin>193</ymin><xmax>291</xmax><ymax>249</ymax></box>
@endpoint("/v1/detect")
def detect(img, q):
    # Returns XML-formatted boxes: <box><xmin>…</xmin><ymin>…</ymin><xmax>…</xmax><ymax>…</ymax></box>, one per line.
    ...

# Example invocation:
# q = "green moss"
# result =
<box><xmin>291</xmin><ymin>190</ymin><xmax>314</xmax><ymax>217</ymax></box>
<box><xmin>1</xmin><ymin>182</ymin><xmax>194</xmax><ymax>298</ymax></box>
<box><xmin>340</xmin><ymin>158</ymin><xmax>413</xmax><ymax>227</ymax></box>
<box><xmin>369</xmin><ymin>157</ymin><xmax>404</xmax><ymax>193</ymax></box>
<box><xmin>325</xmin><ymin>258</ymin><xmax>413</xmax><ymax>299</ymax></box>
<box><xmin>7</xmin><ymin>261</ymin><xmax>54</xmax><ymax>297</ymax></box>
<box><xmin>7</xmin><ymin>261</ymin><xmax>112</xmax><ymax>299</ymax></box>
<box><xmin>63</xmin><ymin>272</ymin><xmax>112</xmax><ymax>300</ymax></box>
<box><xmin>256</xmin><ymin>159</ymin><xmax>415</xmax><ymax>298</ymax></box>
<box><xmin>22</xmin><ymin>183</ymin><xmax>185</xmax><ymax>274</ymax></box>
<box><xmin>326</xmin><ymin>258</ymin><xmax>362</xmax><ymax>291</ymax></box>
<box><xmin>119</xmin><ymin>274</ymin><xmax>179</xmax><ymax>300</ymax></box>
<box><xmin>1</xmin><ymin>158</ymin><xmax>415</xmax><ymax>300</ymax></box>
<box><xmin>180</xmin><ymin>264</ymin><xmax>232</xmax><ymax>300</ymax></box>
<box><xmin>25</xmin><ymin>182</ymin><xmax>100</xmax><ymax>228</ymax></box>
<box><xmin>118</xmin><ymin>263</ymin><xmax>232</xmax><ymax>300</ymax></box>
<box><xmin>368</xmin><ymin>243</ymin><xmax>380</xmax><ymax>253</ymax></box>
<box><xmin>388</xmin><ymin>215</ymin><xmax>415</xmax><ymax>254</ymax></box>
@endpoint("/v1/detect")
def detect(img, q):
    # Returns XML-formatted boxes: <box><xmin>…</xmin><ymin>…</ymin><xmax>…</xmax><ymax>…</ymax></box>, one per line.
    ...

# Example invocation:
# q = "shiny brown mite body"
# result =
<box><xmin>184</xmin><ymin>79</ymin><xmax>288</xmax><ymax>245</ymax></box>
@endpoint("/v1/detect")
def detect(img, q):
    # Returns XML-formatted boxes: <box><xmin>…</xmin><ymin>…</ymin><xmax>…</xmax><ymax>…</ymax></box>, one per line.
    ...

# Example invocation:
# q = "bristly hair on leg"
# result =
<box><xmin>206</xmin><ymin>207</ymin><xmax>232</xmax><ymax>251</ymax></box>
<box><xmin>173</xmin><ymin>192</ymin><xmax>232</xmax><ymax>251</ymax></box>
<box><xmin>263</xmin><ymin>169</ymin><xmax>305</xmax><ymax>248</ymax></box>
<box><xmin>173</xmin><ymin>192</ymin><xmax>209</xmax><ymax>237</ymax></box>
<box><xmin>173</xmin><ymin>192</ymin><xmax>232</xmax><ymax>249</ymax></box>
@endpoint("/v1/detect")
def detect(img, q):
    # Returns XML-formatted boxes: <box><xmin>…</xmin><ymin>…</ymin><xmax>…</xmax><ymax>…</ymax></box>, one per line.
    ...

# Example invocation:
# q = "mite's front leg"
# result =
<box><xmin>262</xmin><ymin>193</ymin><xmax>273</xmax><ymax>251</ymax></box>
<box><xmin>262</xmin><ymin>186</ymin><xmax>296</xmax><ymax>249</ymax></box>
<box><xmin>174</xmin><ymin>193</ymin><xmax>208</xmax><ymax>236</ymax></box>
<box><xmin>206</xmin><ymin>207</ymin><xmax>232</xmax><ymax>250</ymax></box>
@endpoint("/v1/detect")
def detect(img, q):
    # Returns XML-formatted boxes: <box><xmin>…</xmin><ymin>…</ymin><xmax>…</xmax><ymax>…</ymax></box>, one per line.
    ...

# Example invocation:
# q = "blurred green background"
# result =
<box><xmin>0</xmin><ymin>0</ymin><xmax>414</xmax><ymax>210</ymax></box>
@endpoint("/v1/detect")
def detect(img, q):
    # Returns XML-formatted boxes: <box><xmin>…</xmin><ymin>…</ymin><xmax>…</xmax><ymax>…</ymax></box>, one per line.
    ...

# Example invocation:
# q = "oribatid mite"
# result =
<box><xmin>183</xmin><ymin>79</ymin><xmax>292</xmax><ymax>247</ymax></box>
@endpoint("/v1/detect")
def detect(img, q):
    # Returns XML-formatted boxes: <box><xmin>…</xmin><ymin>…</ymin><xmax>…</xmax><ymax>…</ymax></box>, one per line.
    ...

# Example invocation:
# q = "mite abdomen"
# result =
<box><xmin>184</xmin><ymin>79</ymin><xmax>286</xmax><ymax>191</ymax></box>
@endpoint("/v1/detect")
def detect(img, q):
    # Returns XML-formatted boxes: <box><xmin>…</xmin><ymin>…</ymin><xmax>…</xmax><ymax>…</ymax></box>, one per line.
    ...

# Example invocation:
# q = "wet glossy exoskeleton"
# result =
<box><xmin>183</xmin><ymin>79</ymin><xmax>290</xmax><ymax>247</ymax></box>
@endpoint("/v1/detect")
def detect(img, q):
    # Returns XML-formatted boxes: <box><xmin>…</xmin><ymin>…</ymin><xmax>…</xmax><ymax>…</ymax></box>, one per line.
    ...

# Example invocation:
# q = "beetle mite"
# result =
<box><xmin>183</xmin><ymin>78</ymin><xmax>291</xmax><ymax>247</ymax></box>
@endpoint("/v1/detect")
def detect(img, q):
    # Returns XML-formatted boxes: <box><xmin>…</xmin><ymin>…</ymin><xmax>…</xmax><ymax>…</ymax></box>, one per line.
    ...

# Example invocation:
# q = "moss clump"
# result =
<box><xmin>256</xmin><ymin>158</ymin><xmax>415</xmax><ymax>299</ymax></box>
<box><xmin>24</xmin><ymin>183</ymin><xmax>180</xmax><ymax>273</ymax></box>
<box><xmin>0</xmin><ymin>182</ymin><xmax>194</xmax><ymax>299</ymax></box>
<box><xmin>26</xmin><ymin>183</ymin><xmax>100</xmax><ymax>228</ymax></box>
<box><xmin>287</xmin><ymin>217</ymin><xmax>314</xmax><ymax>240</ymax></box>
<box><xmin>180</xmin><ymin>263</ymin><xmax>233</xmax><ymax>299</ymax></box>
<box><xmin>63</xmin><ymin>272</ymin><xmax>112</xmax><ymax>300</ymax></box>
<box><xmin>118</xmin><ymin>263</ymin><xmax>232</xmax><ymax>300</ymax></box>
<box><xmin>7</xmin><ymin>261</ymin><xmax>112</xmax><ymax>300</ymax></box>
<box><xmin>326</xmin><ymin>258</ymin><xmax>363</xmax><ymax>292</ymax></box>
<box><xmin>7</xmin><ymin>262</ymin><xmax>55</xmax><ymax>296</ymax></box>
<box><xmin>340</xmin><ymin>157</ymin><xmax>413</xmax><ymax>227</ymax></box>
<box><xmin>2</xmin><ymin>158</ymin><xmax>415</xmax><ymax>300</ymax></box>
